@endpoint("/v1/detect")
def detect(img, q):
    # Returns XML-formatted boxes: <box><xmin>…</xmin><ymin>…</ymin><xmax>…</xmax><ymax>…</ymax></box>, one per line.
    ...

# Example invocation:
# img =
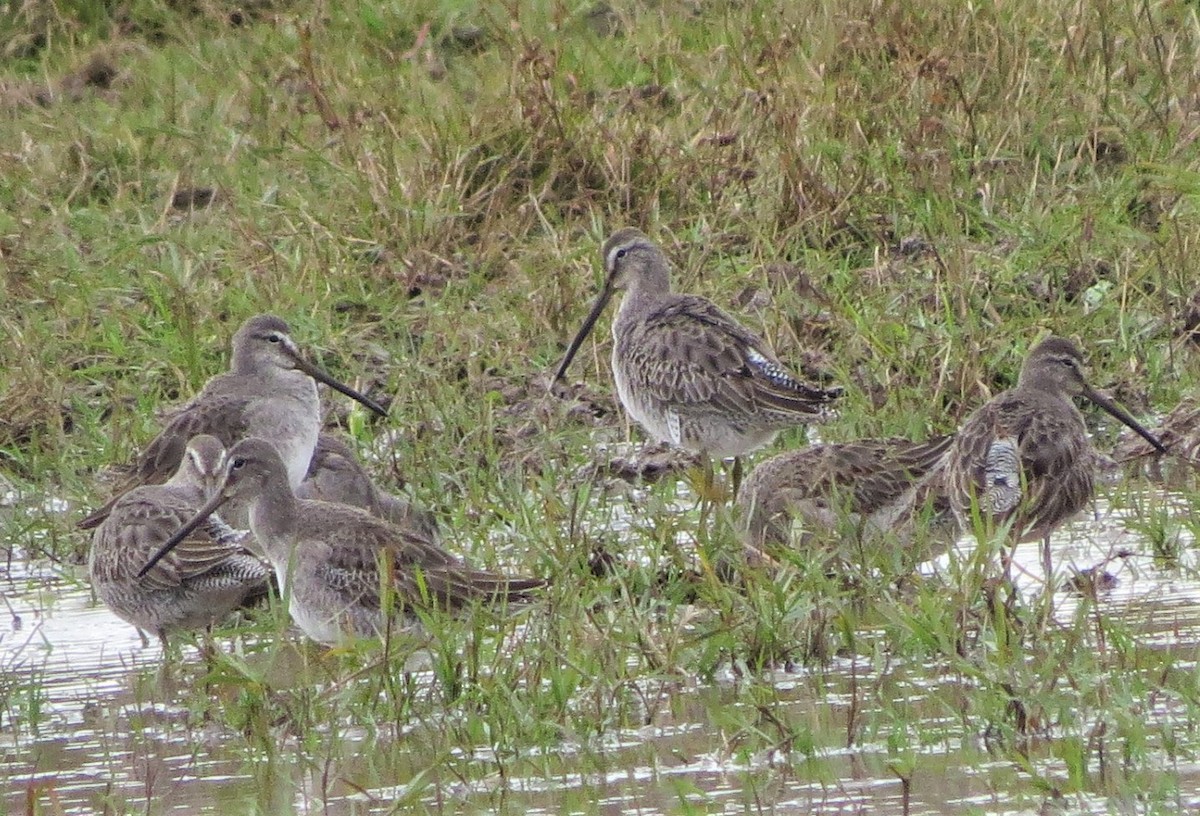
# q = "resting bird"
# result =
<box><xmin>140</xmin><ymin>438</ymin><xmax>546</xmax><ymax>646</ymax></box>
<box><xmin>736</xmin><ymin>434</ymin><xmax>958</xmax><ymax>557</ymax></box>
<box><xmin>79</xmin><ymin>314</ymin><xmax>387</xmax><ymax>530</ymax></box>
<box><xmin>88</xmin><ymin>434</ymin><xmax>270</xmax><ymax>647</ymax></box>
<box><xmin>296</xmin><ymin>432</ymin><xmax>439</xmax><ymax>541</ymax></box>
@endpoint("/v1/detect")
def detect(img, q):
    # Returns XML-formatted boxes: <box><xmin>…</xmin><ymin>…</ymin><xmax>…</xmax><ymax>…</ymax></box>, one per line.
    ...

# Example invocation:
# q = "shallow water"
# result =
<box><xmin>3</xmin><ymin>488</ymin><xmax>1200</xmax><ymax>815</ymax></box>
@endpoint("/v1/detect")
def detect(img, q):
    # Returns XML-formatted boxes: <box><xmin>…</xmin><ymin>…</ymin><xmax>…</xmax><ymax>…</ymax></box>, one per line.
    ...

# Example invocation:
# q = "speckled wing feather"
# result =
<box><xmin>738</xmin><ymin>435</ymin><xmax>954</xmax><ymax>547</ymax></box>
<box><xmin>840</xmin><ymin>435</ymin><xmax>955</xmax><ymax>510</ymax></box>
<box><xmin>948</xmin><ymin>400</ymin><xmax>1019</xmax><ymax>524</ymax></box>
<box><xmin>308</xmin><ymin>501</ymin><xmax>459</xmax><ymax>573</ymax></box>
<box><xmin>948</xmin><ymin>394</ymin><xmax>1093</xmax><ymax>540</ymax></box>
<box><xmin>397</xmin><ymin>567</ymin><xmax>547</xmax><ymax>611</ymax></box>
<box><xmin>618</xmin><ymin>295</ymin><xmax>840</xmax><ymax>422</ymax></box>
<box><xmin>78</xmin><ymin>393</ymin><xmax>254</xmax><ymax>530</ymax></box>
<box><xmin>308</xmin><ymin>500</ymin><xmax>542</xmax><ymax>615</ymax></box>
<box><xmin>133</xmin><ymin>392</ymin><xmax>255</xmax><ymax>486</ymax></box>
<box><xmin>99</xmin><ymin>487</ymin><xmax>262</xmax><ymax>592</ymax></box>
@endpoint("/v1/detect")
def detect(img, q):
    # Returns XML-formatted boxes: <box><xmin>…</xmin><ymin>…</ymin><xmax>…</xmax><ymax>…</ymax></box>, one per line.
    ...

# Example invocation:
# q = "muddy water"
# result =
<box><xmin>3</xmin><ymin>489</ymin><xmax>1200</xmax><ymax>815</ymax></box>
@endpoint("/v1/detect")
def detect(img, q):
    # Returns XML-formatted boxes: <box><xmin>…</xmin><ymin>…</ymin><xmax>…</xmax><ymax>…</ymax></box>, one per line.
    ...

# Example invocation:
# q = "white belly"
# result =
<box><xmin>612</xmin><ymin>354</ymin><xmax>677</xmax><ymax>447</ymax></box>
<box><xmin>289</xmin><ymin>595</ymin><xmax>350</xmax><ymax>646</ymax></box>
<box><xmin>272</xmin><ymin>558</ymin><xmax>350</xmax><ymax>646</ymax></box>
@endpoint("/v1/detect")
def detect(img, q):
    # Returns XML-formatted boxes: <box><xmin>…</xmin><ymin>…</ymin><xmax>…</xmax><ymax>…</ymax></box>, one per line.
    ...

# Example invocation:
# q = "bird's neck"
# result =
<box><xmin>1016</xmin><ymin>370</ymin><xmax>1071</xmax><ymax>402</ymax></box>
<box><xmin>249</xmin><ymin>481</ymin><xmax>300</xmax><ymax>559</ymax></box>
<box><xmin>619</xmin><ymin>264</ymin><xmax>672</xmax><ymax>323</ymax></box>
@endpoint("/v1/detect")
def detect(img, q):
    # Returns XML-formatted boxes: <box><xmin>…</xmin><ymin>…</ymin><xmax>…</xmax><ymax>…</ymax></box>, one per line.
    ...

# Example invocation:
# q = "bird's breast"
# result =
<box><xmin>246</xmin><ymin>376</ymin><xmax>320</xmax><ymax>488</ymax></box>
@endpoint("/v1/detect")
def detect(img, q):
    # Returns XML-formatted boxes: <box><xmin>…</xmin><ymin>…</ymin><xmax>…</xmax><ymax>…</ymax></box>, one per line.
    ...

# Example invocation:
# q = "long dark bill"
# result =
<box><xmin>551</xmin><ymin>280</ymin><xmax>616</xmax><ymax>386</ymax></box>
<box><xmin>293</xmin><ymin>355</ymin><xmax>389</xmax><ymax>417</ymax></box>
<box><xmin>137</xmin><ymin>491</ymin><xmax>232</xmax><ymax>579</ymax></box>
<box><xmin>1083</xmin><ymin>386</ymin><xmax>1168</xmax><ymax>454</ymax></box>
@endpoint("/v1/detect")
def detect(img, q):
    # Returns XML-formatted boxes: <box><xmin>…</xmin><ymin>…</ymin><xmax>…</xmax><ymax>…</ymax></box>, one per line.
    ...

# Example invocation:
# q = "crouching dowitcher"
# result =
<box><xmin>79</xmin><ymin>314</ymin><xmax>388</xmax><ymax>530</ymax></box>
<box><xmin>89</xmin><ymin>435</ymin><xmax>270</xmax><ymax>647</ymax></box>
<box><xmin>736</xmin><ymin>434</ymin><xmax>958</xmax><ymax>558</ymax></box>
<box><xmin>296</xmin><ymin>432</ymin><xmax>439</xmax><ymax>541</ymax></box>
<box><xmin>945</xmin><ymin>336</ymin><xmax>1166</xmax><ymax>578</ymax></box>
<box><xmin>552</xmin><ymin>228</ymin><xmax>842</xmax><ymax>490</ymax></box>
<box><xmin>139</xmin><ymin>438</ymin><xmax>545</xmax><ymax>646</ymax></box>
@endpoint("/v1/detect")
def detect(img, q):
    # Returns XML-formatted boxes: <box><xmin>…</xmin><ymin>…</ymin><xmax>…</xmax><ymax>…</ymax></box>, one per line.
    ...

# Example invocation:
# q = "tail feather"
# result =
<box><xmin>402</xmin><ymin>568</ymin><xmax>546</xmax><ymax>610</ymax></box>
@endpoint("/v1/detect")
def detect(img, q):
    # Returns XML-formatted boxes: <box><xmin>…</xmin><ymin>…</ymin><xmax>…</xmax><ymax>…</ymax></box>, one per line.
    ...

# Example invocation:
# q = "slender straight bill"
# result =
<box><xmin>1083</xmin><ymin>385</ymin><xmax>1167</xmax><ymax>453</ymax></box>
<box><xmin>552</xmin><ymin>278</ymin><xmax>615</xmax><ymax>385</ymax></box>
<box><xmin>292</xmin><ymin>354</ymin><xmax>389</xmax><ymax>417</ymax></box>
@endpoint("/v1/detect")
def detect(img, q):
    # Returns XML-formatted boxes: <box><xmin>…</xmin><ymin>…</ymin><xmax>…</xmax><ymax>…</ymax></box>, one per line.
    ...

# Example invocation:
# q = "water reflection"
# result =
<box><xmin>3</xmin><ymin>488</ymin><xmax>1200</xmax><ymax>814</ymax></box>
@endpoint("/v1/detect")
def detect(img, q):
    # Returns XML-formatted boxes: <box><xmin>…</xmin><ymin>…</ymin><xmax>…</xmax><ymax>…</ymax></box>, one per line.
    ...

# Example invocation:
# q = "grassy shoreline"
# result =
<box><xmin>3</xmin><ymin>0</ymin><xmax>1200</xmax><ymax>812</ymax></box>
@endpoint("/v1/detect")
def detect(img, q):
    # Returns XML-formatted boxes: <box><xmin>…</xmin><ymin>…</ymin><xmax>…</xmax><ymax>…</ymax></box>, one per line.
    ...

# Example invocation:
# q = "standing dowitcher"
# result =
<box><xmin>944</xmin><ymin>336</ymin><xmax>1166</xmax><ymax>578</ymax></box>
<box><xmin>78</xmin><ymin>314</ymin><xmax>388</xmax><ymax>530</ymax></box>
<box><xmin>88</xmin><ymin>434</ymin><xmax>270</xmax><ymax>647</ymax></box>
<box><xmin>552</xmin><ymin>228</ymin><xmax>841</xmax><ymax>486</ymax></box>
<box><xmin>736</xmin><ymin>434</ymin><xmax>957</xmax><ymax>555</ymax></box>
<box><xmin>139</xmin><ymin>438</ymin><xmax>545</xmax><ymax>646</ymax></box>
<box><xmin>296</xmin><ymin>432</ymin><xmax>439</xmax><ymax>541</ymax></box>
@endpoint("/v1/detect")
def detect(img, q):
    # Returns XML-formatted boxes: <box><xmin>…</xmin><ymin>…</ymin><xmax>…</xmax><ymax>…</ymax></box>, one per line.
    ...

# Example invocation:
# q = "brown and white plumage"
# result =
<box><xmin>78</xmin><ymin>315</ymin><xmax>388</xmax><ymax>530</ymax></box>
<box><xmin>88</xmin><ymin>434</ymin><xmax>270</xmax><ymax>645</ymax></box>
<box><xmin>553</xmin><ymin>228</ymin><xmax>841</xmax><ymax>459</ymax></box>
<box><xmin>139</xmin><ymin>438</ymin><xmax>544</xmax><ymax>646</ymax></box>
<box><xmin>296</xmin><ymin>432</ymin><xmax>440</xmax><ymax>541</ymax></box>
<box><xmin>736</xmin><ymin>435</ymin><xmax>957</xmax><ymax>552</ymax></box>
<box><xmin>945</xmin><ymin>336</ymin><xmax>1166</xmax><ymax>574</ymax></box>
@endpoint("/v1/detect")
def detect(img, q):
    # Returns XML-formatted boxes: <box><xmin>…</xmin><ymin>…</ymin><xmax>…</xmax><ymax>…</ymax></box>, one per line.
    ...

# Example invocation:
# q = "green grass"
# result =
<box><xmin>4</xmin><ymin>0</ymin><xmax>1200</xmax><ymax>812</ymax></box>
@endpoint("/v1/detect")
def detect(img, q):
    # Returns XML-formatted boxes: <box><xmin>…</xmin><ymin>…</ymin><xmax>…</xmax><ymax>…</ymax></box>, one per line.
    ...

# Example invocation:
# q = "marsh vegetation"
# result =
<box><xmin>3</xmin><ymin>0</ymin><xmax>1200</xmax><ymax>812</ymax></box>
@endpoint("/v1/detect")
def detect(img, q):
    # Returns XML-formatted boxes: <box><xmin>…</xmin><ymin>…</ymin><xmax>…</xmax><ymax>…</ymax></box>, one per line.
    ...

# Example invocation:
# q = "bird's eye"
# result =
<box><xmin>615</xmin><ymin>248</ymin><xmax>628</xmax><ymax>260</ymax></box>
<box><xmin>266</xmin><ymin>333</ymin><xmax>282</xmax><ymax>344</ymax></box>
<box><xmin>231</xmin><ymin>457</ymin><xmax>247</xmax><ymax>470</ymax></box>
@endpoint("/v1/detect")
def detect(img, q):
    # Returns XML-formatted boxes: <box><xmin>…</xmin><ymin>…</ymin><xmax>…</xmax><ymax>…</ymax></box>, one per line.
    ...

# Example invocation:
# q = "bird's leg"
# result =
<box><xmin>1040</xmin><ymin>534</ymin><xmax>1058</xmax><ymax>622</ymax></box>
<box><xmin>999</xmin><ymin>542</ymin><xmax>1015</xmax><ymax>585</ymax></box>
<box><xmin>694</xmin><ymin>453</ymin><xmax>715</xmax><ymax>536</ymax></box>
<box><xmin>731</xmin><ymin>456</ymin><xmax>744</xmax><ymax>500</ymax></box>
<box><xmin>686</xmin><ymin>454</ymin><xmax>723</xmax><ymax>503</ymax></box>
<box><xmin>154</xmin><ymin>631</ymin><xmax>178</xmax><ymax>690</ymax></box>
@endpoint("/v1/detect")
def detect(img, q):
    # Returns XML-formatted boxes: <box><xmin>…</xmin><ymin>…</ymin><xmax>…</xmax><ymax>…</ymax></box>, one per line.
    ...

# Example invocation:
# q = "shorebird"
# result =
<box><xmin>736</xmin><ymin>434</ymin><xmax>958</xmax><ymax>554</ymax></box>
<box><xmin>88</xmin><ymin>434</ymin><xmax>270</xmax><ymax>647</ymax></box>
<box><xmin>138</xmin><ymin>438</ymin><xmax>545</xmax><ymax>646</ymax></box>
<box><xmin>78</xmin><ymin>314</ymin><xmax>388</xmax><ymax>530</ymax></box>
<box><xmin>296</xmin><ymin>432</ymin><xmax>439</xmax><ymax>541</ymax></box>
<box><xmin>552</xmin><ymin>228</ymin><xmax>842</xmax><ymax>489</ymax></box>
<box><xmin>944</xmin><ymin>336</ymin><xmax>1167</xmax><ymax>579</ymax></box>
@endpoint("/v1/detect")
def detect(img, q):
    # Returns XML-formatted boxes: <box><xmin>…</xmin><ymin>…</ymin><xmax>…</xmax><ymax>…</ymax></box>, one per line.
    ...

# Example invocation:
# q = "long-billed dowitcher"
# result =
<box><xmin>945</xmin><ymin>336</ymin><xmax>1166</xmax><ymax>578</ymax></box>
<box><xmin>296</xmin><ymin>432</ymin><xmax>439</xmax><ymax>541</ymax></box>
<box><xmin>79</xmin><ymin>314</ymin><xmax>388</xmax><ymax>530</ymax></box>
<box><xmin>552</xmin><ymin>228</ymin><xmax>842</xmax><ymax>486</ymax></box>
<box><xmin>736</xmin><ymin>434</ymin><xmax>957</xmax><ymax>555</ymax></box>
<box><xmin>88</xmin><ymin>434</ymin><xmax>271</xmax><ymax>646</ymax></box>
<box><xmin>138</xmin><ymin>438</ymin><xmax>545</xmax><ymax>646</ymax></box>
